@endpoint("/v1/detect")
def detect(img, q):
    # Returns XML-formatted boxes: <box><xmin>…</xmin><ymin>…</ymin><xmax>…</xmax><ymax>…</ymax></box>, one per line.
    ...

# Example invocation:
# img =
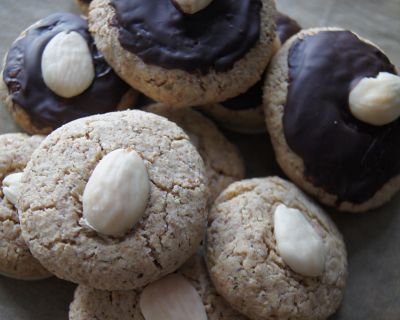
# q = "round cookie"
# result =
<box><xmin>75</xmin><ymin>0</ymin><xmax>91</xmax><ymax>14</ymax></box>
<box><xmin>0</xmin><ymin>133</ymin><xmax>51</xmax><ymax>280</ymax></box>
<box><xmin>69</xmin><ymin>251</ymin><xmax>247</xmax><ymax>320</ymax></box>
<box><xmin>264</xmin><ymin>28</ymin><xmax>400</xmax><ymax>212</ymax></box>
<box><xmin>88</xmin><ymin>0</ymin><xmax>277</xmax><ymax>107</ymax></box>
<box><xmin>198</xmin><ymin>11</ymin><xmax>301</xmax><ymax>134</ymax></box>
<box><xmin>206</xmin><ymin>177</ymin><xmax>347</xmax><ymax>320</ymax></box>
<box><xmin>18</xmin><ymin>110</ymin><xmax>207</xmax><ymax>290</ymax></box>
<box><xmin>144</xmin><ymin>103</ymin><xmax>245</xmax><ymax>206</ymax></box>
<box><xmin>0</xmin><ymin>13</ymin><xmax>137</xmax><ymax>135</ymax></box>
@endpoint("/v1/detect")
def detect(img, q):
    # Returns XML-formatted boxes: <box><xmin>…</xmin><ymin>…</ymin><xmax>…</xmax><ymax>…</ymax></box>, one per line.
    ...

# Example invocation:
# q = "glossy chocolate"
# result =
<box><xmin>276</xmin><ymin>12</ymin><xmax>301</xmax><ymax>43</ymax></box>
<box><xmin>3</xmin><ymin>13</ymin><xmax>130</xmax><ymax>129</ymax></box>
<box><xmin>221</xmin><ymin>12</ymin><xmax>301</xmax><ymax>111</ymax></box>
<box><xmin>111</xmin><ymin>0</ymin><xmax>262</xmax><ymax>74</ymax></box>
<box><xmin>221</xmin><ymin>80</ymin><xmax>263</xmax><ymax>111</ymax></box>
<box><xmin>284</xmin><ymin>30</ymin><xmax>398</xmax><ymax>203</ymax></box>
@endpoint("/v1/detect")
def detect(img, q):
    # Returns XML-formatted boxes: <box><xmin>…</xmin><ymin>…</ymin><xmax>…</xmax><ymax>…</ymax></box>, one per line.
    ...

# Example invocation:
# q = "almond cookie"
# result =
<box><xmin>144</xmin><ymin>103</ymin><xmax>245</xmax><ymax>206</ymax></box>
<box><xmin>19</xmin><ymin>110</ymin><xmax>207</xmax><ymax>290</ymax></box>
<box><xmin>264</xmin><ymin>28</ymin><xmax>400</xmax><ymax>212</ymax></box>
<box><xmin>88</xmin><ymin>0</ymin><xmax>277</xmax><ymax>107</ymax></box>
<box><xmin>0</xmin><ymin>13</ymin><xmax>137</xmax><ymax>135</ymax></box>
<box><xmin>69</xmin><ymin>251</ymin><xmax>247</xmax><ymax>320</ymax></box>
<box><xmin>198</xmin><ymin>12</ymin><xmax>301</xmax><ymax>134</ymax></box>
<box><xmin>0</xmin><ymin>133</ymin><xmax>51</xmax><ymax>280</ymax></box>
<box><xmin>206</xmin><ymin>177</ymin><xmax>347</xmax><ymax>320</ymax></box>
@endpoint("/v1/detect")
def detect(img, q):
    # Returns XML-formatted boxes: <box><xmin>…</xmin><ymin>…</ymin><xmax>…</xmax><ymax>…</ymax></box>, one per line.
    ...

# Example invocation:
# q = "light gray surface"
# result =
<box><xmin>0</xmin><ymin>0</ymin><xmax>399</xmax><ymax>319</ymax></box>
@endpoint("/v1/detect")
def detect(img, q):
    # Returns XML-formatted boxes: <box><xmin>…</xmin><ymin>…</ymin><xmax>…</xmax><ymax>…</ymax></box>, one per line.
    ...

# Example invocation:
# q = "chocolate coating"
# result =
<box><xmin>221</xmin><ymin>80</ymin><xmax>263</xmax><ymax>111</ymax></box>
<box><xmin>3</xmin><ymin>13</ymin><xmax>130</xmax><ymax>129</ymax></box>
<box><xmin>221</xmin><ymin>12</ymin><xmax>301</xmax><ymax>111</ymax></box>
<box><xmin>284</xmin><ymin>30</ymin><xmax>398</xmax><ymax>203</ymax></box>
<box><xmin>111</xmin><ymin>0</ymin><xmax>262</xmax><ymax>74</ymax></box>
<box><xmin>276</xmin><ymin>12</ymin><xmax>301</xmax><ymax>43</ymax></box>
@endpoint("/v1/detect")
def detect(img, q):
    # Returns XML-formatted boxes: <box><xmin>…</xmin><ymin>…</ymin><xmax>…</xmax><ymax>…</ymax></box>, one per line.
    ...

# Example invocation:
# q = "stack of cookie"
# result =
<box><xmin>0</xmin><ymin>0</ymin><xmax>399</xmax><ymax>319</ymax></box>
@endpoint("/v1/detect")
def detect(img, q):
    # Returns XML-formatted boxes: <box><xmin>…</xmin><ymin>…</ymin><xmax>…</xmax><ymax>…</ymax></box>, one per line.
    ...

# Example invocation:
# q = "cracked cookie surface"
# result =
<box><xmin>0</xmin><ymin>133</ymin><xmax>51</xmax><ymax>280</ymax></box>
<box><xmin>69</xmin><ymin>251</ymin><xmax>247</xmax><ymax>320</ymax></box>
<box><xmin>18</xmin><ymin>110</ymin><xmax>208</xmax><ymax>290</ymax></box>
<box><xmin>144</xmin><ymin>103</ymin><xmax>245</xmax><ymax>206</ymax></box>
<box><xmin>206</xmin><ymin>177</ymin><xmax>347</xmax><ymax>320</ymax></box>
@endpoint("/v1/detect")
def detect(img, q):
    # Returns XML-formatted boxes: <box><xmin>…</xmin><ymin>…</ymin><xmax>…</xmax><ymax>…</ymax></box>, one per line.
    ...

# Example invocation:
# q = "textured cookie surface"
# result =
<box><xmin>0</xmin><ymin>133</ymin><xmax>51</xmax><ymax>280</ymax></box>
<box><xmin>263</xmin><ymin>28</ymin><xmax>400</xmax><ymax>212</ymax></box>
<box><xmin>69</xmin><ymin>252</ymin><xmax>247</xmax><ymax>320</ymax></box>
<box><xmin>88</xmin><ymin>0</ymin><xmax>277</xmax><ymax>107</ymax></box>
<box><xmin>144</xmin><ymin>103</ymin><xmax>245</xmax><ymax>205</ymax></box>
<box><xmin>19</xmin><ymin>110</ymin><xmax>207</xmax><ymax>290</ymax></box>
<box><xmin>206</xmin><ymin>177</ymin><xmax>347</xmax><ymax>320</ymax></box>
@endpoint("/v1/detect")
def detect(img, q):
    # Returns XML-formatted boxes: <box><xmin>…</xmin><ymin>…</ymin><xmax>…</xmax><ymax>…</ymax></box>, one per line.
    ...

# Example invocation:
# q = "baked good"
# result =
<box><xmin>264</xmin><ymin>28</ymin><xmax>400</xmax><ymax>212</ymax></box>
<box><xmin>19</xmin><ymin>110</ymin><xmax>207</xmax><ymax>290</ymax></box>
<box><xmin>144</xmin><ymin>103</ymin><xmax>245</xmax><ymax>206</ymax></box>
<box><xmin>206</xmin><ymin>176</ymin><xmax>348</xmax><ymax>320</ymax></box>
<box><xmin>0</xmin><ymin>12</ymin><xmax>137</xmax><ymax>135</ymax></box>
<box><xmin>0</xmin><ymin>133</ymin><xmax>51</xmax><ymax>280</ymax></box>
<box><xmin>198</xmin><ymin>11</ymin><xmax>301</xmax><ymax>133</ymax></box>
<box><xmin>69</xmin><ymin>251</ymin><xmax>247</xmax><ymax>320</ymax></box>
<box><xmin>88</xmin><ymin>0</ymin><xmax>277</xmax><ymax>107</ymax></box>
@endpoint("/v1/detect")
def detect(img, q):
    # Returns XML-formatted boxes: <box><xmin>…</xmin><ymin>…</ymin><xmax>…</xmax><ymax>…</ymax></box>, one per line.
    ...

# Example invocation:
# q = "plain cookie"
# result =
<box><xmin>69</xmin><ymin>251</ymin><xmax>247</xmax><ymax>320</ymax></box>
<box><xmin>0</xmin><ymin>133</ymin><xmax>51</xmax><ymax>280</ymax></box>
<box><xmin>206</xmin><ymin>177</ymin><xmax>347</xmax><ymax>320</ymax></box>
<box><xmin>19</xmin><ymin>110</ymin><xmax>207</xmax><ymax>290</ymax></box>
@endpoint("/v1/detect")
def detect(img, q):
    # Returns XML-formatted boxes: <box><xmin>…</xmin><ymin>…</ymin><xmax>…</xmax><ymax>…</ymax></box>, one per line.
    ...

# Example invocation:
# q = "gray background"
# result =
<box><xmin>0</xmin><ymin>0</ymin><xmax>399</xmax><ymax>319</ymax></box>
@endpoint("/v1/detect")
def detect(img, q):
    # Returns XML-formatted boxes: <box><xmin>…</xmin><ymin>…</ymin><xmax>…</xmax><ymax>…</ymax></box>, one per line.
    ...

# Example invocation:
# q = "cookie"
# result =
<box><xmin>264</xmin><ymin>28</ymin><xmax>400</xmax><ymax>212</ymax></box>
<box><xmin>88</xmin><ymin>0</ymin><xmax>277</xmax><ymax>107</ymax></box>
<box><xmin>69</xmin><ymin>251</ymin><xmax>247</xmax><ymax>320</ymax></box>
<box><xmin>18</xmin><ymin>110</ymin><xmax>208</xmax><ymax>290</ymax></box>
<box><xmin>0</xmin><ymin>13</ymin><xmax>137</xmax><ymax>135</ymax></box>
<box><xmin>75</xmin><ymin>0</ymin><xmax>91</xmax><ymax>14</ymax></box>
<box><xmin>206</xmin><ymin>177</ymin><xmax>347</xmax><ymax>320</ymax></box>
<box><xmin>198</xmin><ymin>11</ymin><xmax>301</xmax><ymax>134</ymax></box>
<box><xmin>0</xmin><ymin>133</ymin><xmax>51</xmax><ymax>280</ymax></box>
<box><xmin>144</xmin><ymin>103</ymin><xmax>245</xmax><ymax>206</ymax></box>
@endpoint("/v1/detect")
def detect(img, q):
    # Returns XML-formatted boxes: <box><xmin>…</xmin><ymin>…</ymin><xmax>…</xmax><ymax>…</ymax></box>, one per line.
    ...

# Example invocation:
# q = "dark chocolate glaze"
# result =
<box><xmin>221</xmin><ymin>79</ymin><xmax>263</xmax><ymax>111</ymax></box>
<box><xmin>3</xmin><ymin>13</ymin><xmax>130</xmax><ymax>129</ymax></box>
<box><xmin>110</xmin><ymin>0</ymin><xmax>262</xmax><ymax>74</ymax></box>
<box><xmin>276</xmin><ymin>12</ymin><xmax>301</xmax><ymax>43</ymax></box>
<box><xmin>221</xmin><ymin>12</ymin><xmax>301</xmax><ymax>111</ymax></box>
<box><xmin>284</xmin><ymin>30</ymin><xmax>398</xmax><ymax>203</ymax></box>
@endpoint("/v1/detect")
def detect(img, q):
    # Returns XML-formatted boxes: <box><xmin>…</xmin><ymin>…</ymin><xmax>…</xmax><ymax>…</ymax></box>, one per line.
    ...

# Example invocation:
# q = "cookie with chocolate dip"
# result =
<box><xmin>75</xmin><ymin>0</ymin><xmax>91</xmax><ymax>15</ymax></box>
<box><xmin>88</xmin><ymin>0</ymin><xmax>277</xmax><ymax>107</ymax></box>
<box><xmin>264</xmin><ymin>27</ymin><xmax>400</xmax><ymax>212</ymax></box>
<box><xmin>0</xmin><ymin>13</ymin><xmax>137</xmax><ymax>135</ymax></box>
<box><xmin>198</xmin><ymin>12</ymin><xmax>301</xmax><ymax>134</ymax></box>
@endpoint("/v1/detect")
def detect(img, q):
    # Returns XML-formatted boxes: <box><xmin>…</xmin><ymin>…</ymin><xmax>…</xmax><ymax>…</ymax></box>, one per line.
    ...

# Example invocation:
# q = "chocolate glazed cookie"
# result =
<box><xmin>264</xmin><ymin>28</ymin><xmax>400</xmax><ymax>212</ymax></box>
<box><xmin>89</xmin><ymin>0</ymin><xmax>277</xmax><ymax>107</ymax></box>
<box><xmin>0</xmin><ymin>13</ymin><xmax>137</xmax><ymax>135</ymax></box>
<box><xmin>198</xmin><ymin>11</ymin><xmax>301</xmax><ymax>134</ymax></box>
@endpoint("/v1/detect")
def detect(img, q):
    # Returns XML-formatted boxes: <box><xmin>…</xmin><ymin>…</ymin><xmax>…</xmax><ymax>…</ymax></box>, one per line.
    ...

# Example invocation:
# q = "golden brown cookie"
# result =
<box><xmin>19</xmin><ymin>110</ymin><xmax>208</xmax><ymax>290</ymax></box>
<box><xmin>206</xmin><ymin>177</ymin><xmax>347</xmax><ymax>320</ymax></box>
